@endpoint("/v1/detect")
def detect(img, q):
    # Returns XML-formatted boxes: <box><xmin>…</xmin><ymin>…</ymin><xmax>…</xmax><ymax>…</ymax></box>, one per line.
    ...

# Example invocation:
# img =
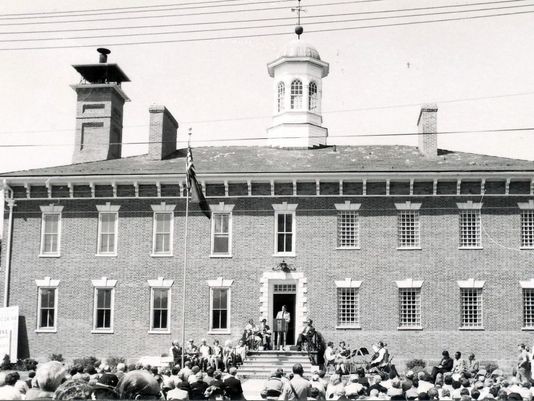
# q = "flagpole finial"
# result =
<box><xmin>187</xmin><ymin>127</ymin><xmax>192</xmax><ymax>147</ymax></box>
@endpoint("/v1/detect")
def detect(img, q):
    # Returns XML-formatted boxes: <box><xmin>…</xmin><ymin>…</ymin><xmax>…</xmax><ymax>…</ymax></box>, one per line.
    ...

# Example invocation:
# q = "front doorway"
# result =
<box><xmin>272</xmin><ymin>284</ymin><xmax>296</xmax><ymax>345</ymax></box>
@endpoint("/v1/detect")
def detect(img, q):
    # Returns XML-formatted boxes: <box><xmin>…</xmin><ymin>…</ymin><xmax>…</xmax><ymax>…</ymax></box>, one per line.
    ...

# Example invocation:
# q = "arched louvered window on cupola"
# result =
<box><xmin>277</xmin><ymin>82</ymin><xmax>285</xmax><ymax>112</ymax></box>
<box><xmin>308</xmin><ymin>81</ymin><xmax>318</xmax><ymax>112</ymax></box>
<box><xmin>290</xmin><ymin>79</ymin><xmax>303</xmax><ymax>110</ymax></box>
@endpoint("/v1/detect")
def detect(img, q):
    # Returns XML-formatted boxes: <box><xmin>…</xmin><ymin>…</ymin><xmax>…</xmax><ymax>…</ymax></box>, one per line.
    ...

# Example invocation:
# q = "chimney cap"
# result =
<box><xmin>72</xmin><ymin>63</ymin><xmax>130</xmax><ymax>84</ymax></box>
<box><xmin>417</xmin><ymin>103</ymin><xmax>438</xmax><ymax>126</ymax></box>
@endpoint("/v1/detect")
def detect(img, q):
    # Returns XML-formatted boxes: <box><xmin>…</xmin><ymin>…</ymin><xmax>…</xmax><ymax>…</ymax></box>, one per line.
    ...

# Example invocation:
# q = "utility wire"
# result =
<box><xmin>2</xmin><ymin>0</ymin><xmax>525</xmax><ymax>35</ymax></box>
<box><xmin>2</xmin><ymin>1</ymin><xmax>532</xmax><ymax>43</ymax></box>
<box><xmin>2</xmin><ymin>127</ymin><xmax>534</xmax><ymax>148</ymax></box>
<box><xmin>1</xmin><ymin>8</ymin><xmax>533</xmax><ymax>51</ymax></box>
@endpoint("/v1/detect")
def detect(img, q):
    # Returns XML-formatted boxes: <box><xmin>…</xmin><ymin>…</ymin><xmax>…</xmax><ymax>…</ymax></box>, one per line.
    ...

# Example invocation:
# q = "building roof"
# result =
<box><xmin>2</xmin><ymin>145</ymin><xmax>534</xmax><ymax>178</ymax></box>
<box><xmin>280</xmin><ymin>39</ymin><xmax>321</xmax><ymax>60</ymax></box>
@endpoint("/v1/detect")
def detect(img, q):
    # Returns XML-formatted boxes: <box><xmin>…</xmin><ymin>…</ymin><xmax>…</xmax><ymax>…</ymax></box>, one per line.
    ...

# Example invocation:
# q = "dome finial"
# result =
<box><xmin>291</xmin><ymin>0</ymin><xmax>305</xmax><ymax>39</ymax></box>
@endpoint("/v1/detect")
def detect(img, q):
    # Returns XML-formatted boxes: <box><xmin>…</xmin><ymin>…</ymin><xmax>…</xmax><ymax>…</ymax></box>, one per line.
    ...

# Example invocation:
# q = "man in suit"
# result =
<box><xmin>275</xmin><ymin>305</ymin><xmax>291</xmax><ymax>350</ymax></box>
<box><xmin>223</xmin><ymin>367</ymin><xmax>244</xmax><ymax>400</ymax></box>
<box><xmin>431</xmin><ymin>350</ymin><xmax>454</xmax><ymax>380</ymax></box>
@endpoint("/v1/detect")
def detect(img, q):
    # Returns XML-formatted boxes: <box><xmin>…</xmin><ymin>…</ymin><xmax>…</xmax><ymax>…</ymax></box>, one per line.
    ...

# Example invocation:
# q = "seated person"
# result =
<box><xmin>335</xmin><ymin>341</ymin><xmax>351</xmax><ymax>375</ymax></box>
<box><xmin>296</xmin><ymin>319</ymin><xmax>316</xmax><ymax>350</ymax></box>
<box><xmin>234</xmin><ymin>340</ymin><xmax>247</xmax><ymax>367</ymax></box>
<box><xmin>259</xmin><ymin>319</ymin><xmax>272</xmax><ymax>350</ymax></box>
<box><xmin>431</xmin><ymin>350</ymin><xmax>454</xmax><ymax>381</ymax></box>
<box><xmin>324</xmin><ymin>342</ymin><xmax>336</xmax><ymax>372</ymax></box>
<box><xmin>242</xmin><ymin>319</ymin><xmax>259</xmax><ymax>349</ymax></box>
<box><xmin>369</xmin><ymin>341</ymin><xmax>388</xmax><ymax>371</ymax></box>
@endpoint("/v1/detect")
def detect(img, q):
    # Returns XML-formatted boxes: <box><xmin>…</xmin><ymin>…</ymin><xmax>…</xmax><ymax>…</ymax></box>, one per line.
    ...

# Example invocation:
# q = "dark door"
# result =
<box><xmin>273</xmin><ymin>293</ymin><xmax>296</xmax><ymax>345</ymax></box>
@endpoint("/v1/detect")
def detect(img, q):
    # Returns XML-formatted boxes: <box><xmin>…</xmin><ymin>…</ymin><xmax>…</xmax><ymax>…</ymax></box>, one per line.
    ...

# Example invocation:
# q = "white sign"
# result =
<box><xmin>0</xmin><ymin>306</ymin><xmax>19</xmax><ymax>363</ymax></box>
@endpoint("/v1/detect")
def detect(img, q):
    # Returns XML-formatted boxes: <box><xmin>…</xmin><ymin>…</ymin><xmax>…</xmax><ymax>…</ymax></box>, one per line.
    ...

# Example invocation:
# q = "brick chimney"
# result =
<box><xmin>417</xmin><ymin>104</ymin><xmax>438</xmax><ymax>158</ymax></box>
<box><xmin>71</xmin><ymin>49</ymin><xmax>130</xmax><ymax>164</ymax></box>
<box><xmin>148</xmin><ymin>105</ymin><xmax>179</xmax><ymax>160</ymax></box>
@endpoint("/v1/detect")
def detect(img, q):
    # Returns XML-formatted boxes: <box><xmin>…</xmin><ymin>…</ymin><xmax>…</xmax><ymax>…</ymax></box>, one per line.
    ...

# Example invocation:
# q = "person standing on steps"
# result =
<box><xmin>275</xmin><ymin>305</ymin><xmax>291</xmax><ymax>350</ymax></box>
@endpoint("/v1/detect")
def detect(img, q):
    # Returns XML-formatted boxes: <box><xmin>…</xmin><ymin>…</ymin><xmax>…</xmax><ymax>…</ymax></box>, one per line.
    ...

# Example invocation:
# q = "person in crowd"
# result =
<box><xmin>275</xmin><ymin>305</ymin><xmax>291</xmax><ymax>350</ymax></box>
<box><xmin>186</xmin><ymin>339</ymin><xmax>200</xmax><ymax>366</ymax></box>
<box><xmin>324</xmin><ymin>342</ymin><xmax>336</xmax><ymax>373</ymax></box>
<box><xmin>417</xmin><ymin>371</ymin><xmax>434</xmax><ymax>393</ymax></box>
<box><xmin>189</xmin><ymin>371</ymin><xmax>208</xmax><ymax>400</ymax></box>
<box><xmin>167</xmin><ymin>380</ymin><xmax>191</xmax><ymax>401</ymax></box>
<box><xmin>116</xmin><ymin>370</ymin><xmax>161</xmax><ymax>400</ymax></box>
<box><xmin>518</xmin><ymin>343</ymin><xmax>532</xmax><ymax>383</ymax></box>
<box><xmin>368</xmin><ymin>374</ymin><xmax>387</xmax><ymax>395</ymax></box>
<box><xmin>188</xmin><ymin>366</ymin><xmax>201</xmax><ymax>385</ymax></box>
<box><xmin>281</xmin><ymin>363</ymin><xmax>311</xmax><ymax>401</ymax></box>
<box><xmin>309</xmin><ymin>373</ymin><xmax>326</xmax><ymax>399</ymax></box>
<box><xmin>344</xmin><ymin>374</ymin><xmax>365</xmax><ymax>398</ymax></box>
<box><xmin>452</xmin><ymin>351</ymin><xmax>467</xmax><ymax>375</ymax></box>
<box><xmin>170</xmin><ymin>340</ymin><xmax>183</xmax><ymax>368</ymax></box>
<box><xmin>325</xmin><ymin>374</ymin><xmax>344</xmax><ymax>400</ymax></box>
<box><xmin>92</xmin><ymin>373</ymin><xmax>119</xmax><ymax>399</ymax></box>
<box><xmin>198</xmin><ymin>338</ymin><xmax>212</xmax><ymax>371</ymax></box>
<box><xmin>223</xmin><ymin>340</ymin><xmax>235</xmax><ymax>372</ymax></box>
<box><xmin>259</xmin><ymin>318</ymin><xmax>273</xmax><ymax>350</ymax></box>
<box><xmin>223</xmin><ymin>367</ymin><xmax>244</xmax><ymax>400</ymax></box>
<box><xmin>262</xmin><ymin>370</ymin><xmax>285</xmax><ymax>400</ymax></box>
<box><xmin>115</xmin><ymin>363</ymin><xmax>127</xmax><ymax>380</ymax></box>
<box><xmin>335</xmin><ymin>341</ymin><xmax>351</xmax><ymax>375</ymax></box>
<box><xmin>467</xmin><ymin>353</ymin><xmax>479</xmax><ymax>377</ymax></box>
<box><xmin>210</xmin><ymin>340</ymin><xmax>223</xmax><ymax>371</ymax></box>
<box><xmin>26</xmin><ymin>361</ymin><xmax>67</xmax><ymax>400</ymax></box>
<box><xmin>431</xmin><ymin>350</ymin><xmax>454</xmax><ymax>380</ymax></box>
<box><xmin>203</xmin><ymin>368</ymin><xmax>215</xmax><ymax>386</ymax></box>
<box><xmin>0</xmin><ymin>376</ymin><xmax>24</xmax><ymax>400</ymax></box>
<box><xmin>205</xmin><ymin>370</ymin><xmax>224</xmax><ymax>400</ymax></box>
<box><xmin>52</xmin><ymin>379</ymin><xmax>93</xmax><ymax>400</ymax></box>
<box><xmin>234</xmin><ymin>340</ymin><xmax>247</xmax><ymax>367</ymax></box>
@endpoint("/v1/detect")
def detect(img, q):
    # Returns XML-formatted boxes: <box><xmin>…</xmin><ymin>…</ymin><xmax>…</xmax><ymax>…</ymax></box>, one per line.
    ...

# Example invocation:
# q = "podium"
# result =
<box><xmin>274</xmin><ymin>318</ymin><xmax>288</xmax><ymax>333</ymax></box>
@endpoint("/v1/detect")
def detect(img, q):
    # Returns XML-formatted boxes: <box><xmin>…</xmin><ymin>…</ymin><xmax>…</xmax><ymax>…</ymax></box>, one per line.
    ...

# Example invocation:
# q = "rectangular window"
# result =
<box><xmin>97</xmin><ymin>212</ymin><xmax>118</xmax><ymax>255</ymax></box>
<box><xmin>399</xmin><ymin>288</ymin><xmax>421</xmax><ymax>328</ymax></box>
<box><xmin>398</xmin><ymin>211</ymin><xmax>420</xmax><ymax>249</ymax></box>
<box><xmin>521</xmin><ymin>211</ymin><xmax>534</xmax><ymax>248</ymax></box>
<box><xmin>460</xmin><ymin>288</ymin><xmax>483</xmax><ymax>328</ymax></box>
<box><xmin>153</xmin><ymin>212</ymin><xmax>173</xmax><ymax>255</ymax></box>
<box><xmin>40</xmin><ymin>213</ymin><xmax>61</xmax><ymax>256</ymax></box>
<box><xmin>275</xmin><ymin>212</ymin><xmax>295</xmax><ymax>254</ymax></box>
<box><xmin>211</xmin><ymin>213</ymin><xmax>231</xmax><ymax>256</ymax></box>
<box><xmin>151</xmin><ymin>288</ymin><xmax>170</xmax><ymax>331</ymax></box>
<box><xmin>337</xmin><ymin>287</ymin><xmax>360</xmax><ymax>327</ymax></box>
<box><xmin>94</xmin><ymin>288</ymin><xmax>114</xmax><ymax>331</ymax></box>
<box><xmin>337</xmin><ymin>211</ymin><xmax>359</xmax><ymax>248</ymax></box>
<box><xmin>459</xmin><ymin>210</ymin><xmax>481</xmax><ymax>248</ymax></box>
<box><xmin>37</xmin><ymin>288</ymin><xmax>57</xmax><ymax>330</ymax></box>
<box><xmin>210</xmin><ymin>288</ymin><xmax>229</xmax><ymax>331</ymax></box>
<box><xmin>524</xmin><ymin>289</ymin><xmax>534</xmax><ymax>328</ymax></box>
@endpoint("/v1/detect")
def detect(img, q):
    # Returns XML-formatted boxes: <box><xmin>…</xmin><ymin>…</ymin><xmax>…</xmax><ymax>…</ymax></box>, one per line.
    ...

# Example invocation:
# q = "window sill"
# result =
<box><xmin>35</xmin><ymin>329</ymin><xmax>57</xmax><ymax>333</ymax></box>
<box><xmin>149</xmin><ymin>330</ymin><xmax>171</xmax><ymax>335</ymax></box>
<box><xmin>95</xmin><ymin>253</ymin><xmax>117</xmax><ymax>257</ymax></box>
<box><xmin>210</xmin><ymin>254</ymin><xmax>233</xmax><ymax>258</ymax></box>
<box><xmin>521</xmin><ymin>327</ymin><xmax>534</xmax><ymax>331</ymax></box>
<box><xmin>273</xmin><ymin>253</ymin><xmax>296</xmax><ymax>258</ymax></box>
<box><xmin>397</xmin><ymin>326</ymin><xmax>423</xmax><ymax>331</ymax></box>
<box><xmin>336</xmin><ymin>247</ymin><xmax>360</xmax><ymax>250</ymax></box>
<box><xmin>335</xmin><ymin>325</ymin><xmax>361</xmax><ymax>330</ymax></box>
<box><xmin>459</xmin><ymin>327</ymin><xmax>484</xmax><ymax>331</ymax></box>
<box><xmin>150</xmin><ymin>253</ymin><xmax>173</xmax><ymax>258</ymax></box>
<box><xmin>207</xmin><ymin>330</ymin><xmax>231</xmax><ymax>335</ymax></box>
<box><xmin>39</xmin><ymin>254</ymin><xmax>61</xmax><ymax>258</ymax></box>
<box><xmin>520</xmin><ymin>247</ymin><xmax>534</xmax><ymax>250</ymax></box>
<box><xmin>91</xmin><ymin>329</ymin><xmax>114</xmax><ymax>334</ymax></box>
<box><xmin>396</xmin><ymin>247</ymin><xmax>422</xmax><ymax>251</ymax></box>
<box><xmin>458</xmin><ymin>247</ymin><xmax>483</xmax><ymax>250</ymax></box>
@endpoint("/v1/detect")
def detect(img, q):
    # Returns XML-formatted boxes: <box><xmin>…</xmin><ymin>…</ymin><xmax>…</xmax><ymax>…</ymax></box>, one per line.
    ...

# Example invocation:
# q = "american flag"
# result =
<box><xmin>186</xmin><ymin>145</ymin><xmax>210</xmax><ymax>218</ymax></box>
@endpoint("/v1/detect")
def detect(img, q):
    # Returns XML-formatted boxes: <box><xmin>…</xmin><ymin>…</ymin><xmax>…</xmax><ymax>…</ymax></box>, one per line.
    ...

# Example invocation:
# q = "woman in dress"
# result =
<box><xmin>210</xmin><ymin>339</ymin><xmax>223</xmax><ymax>371</ymax></box>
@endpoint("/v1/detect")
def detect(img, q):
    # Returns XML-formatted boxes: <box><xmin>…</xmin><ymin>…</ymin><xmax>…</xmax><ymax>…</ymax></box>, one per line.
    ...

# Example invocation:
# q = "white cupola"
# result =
<box><xmin>266</xmin><ymin>39</ymin><xmax>330</xmax><ymax>148</ymax></box>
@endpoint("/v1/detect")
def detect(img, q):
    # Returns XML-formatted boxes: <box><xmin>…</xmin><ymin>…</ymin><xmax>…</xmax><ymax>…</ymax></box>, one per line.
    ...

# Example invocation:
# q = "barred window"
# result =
<box><xmin>98</xmin><ymin>212</ymin><xmax>118</xmax><ymax>255</ymax></box>
<box><xmin>398</xmin><ymin>211</ymin><xmax>420</xmax><ymax>249</ymax></box>
<box><xmin>399</xmin><ymin>288</ymin><xmax>421</xmax><ymax>327</ymax></box>
<box><xmin>94</xmin><ymin>288</ymin><xmax>114</xmax><ymax>330</ymax></box>
<box><xmin>460</xmin><ymin>288</ymin><xmax>483</xmax><ymax>328</ymax></box>
<box><xmin>290</xmin><ymin>79</ymin><xmax>303</xmax><ymax>109</ymax></box>
<box><xmin>40</xmin><ymin>213</ymin><xmax>61</xmax><ymax>255</ymax></box>
<box><xmin>151</xmin><ymin>288</ymin><xmax>170</xmax><ymax>331</ymax></box>
<box><xmin>212</xmin><ymin>213</ymin><xmax>231</xmax><ymax>255</ymax></box>
<box><xmin>308</xmin><ymin>81</ymin><xmax>318</xmax><ymax>111</ymax></box>
<box><xmin>521</xmin><ymin>211</ymin><xmax>534</xmax><ymax>248</ymax></box>
<box><xmin>277</xmin><ymin>82</ymin><xmax>285</xmax><ymax>112</ymax></box>
<box><xmin>459</xmin><ymin>210</ymin><xmax>481</xmax><ymax>248</ymax></box>
<box><xmin>275</xmin><ymin>212</ymin><xmax>295</xmax><ymax>254</ymax></box>
<box><xmin>524</xmin><ymin>289</ymin><xmax>534</xmax><ymax>328</ymax></box>
<box><xmin>337</xmin><ymin>211</ymin><xmax>359</xmax><ymax>248</ymax></box>
<box><xmin>337</xmin><ymin>287</ymin><xmax>360</xmax><ymax>327</ymax></box>
<box><xmin>153</xmin><ymin>212</ymin><xmax>172</xmax><ymax>255</ymax></box>
<box><xmin>38</xmin><ymin>288</ymin><xmax>57</xmax><ymax>330</ymax></box>
<box><xmin>210</xmin><ymin>288</ymin><xmax>229</xmax><ymax>331</ymax></box>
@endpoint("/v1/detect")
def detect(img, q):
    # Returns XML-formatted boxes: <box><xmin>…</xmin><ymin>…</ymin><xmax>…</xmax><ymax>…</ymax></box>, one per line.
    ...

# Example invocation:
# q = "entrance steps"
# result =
<box><xmin>238</xmin><ymin>351</ymin><xmax>316</xmax><ymax>379</ymax></box>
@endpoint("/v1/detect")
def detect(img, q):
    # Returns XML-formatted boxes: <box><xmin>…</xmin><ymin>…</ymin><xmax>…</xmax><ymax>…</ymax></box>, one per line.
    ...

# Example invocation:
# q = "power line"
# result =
<box><xmin>1</xmin><ymin>8</ymin><xmax>533</xmax><ymax>51</ymax></box>
<box><xmin>2</xmin><ymin>1</ymin><xmax>532</xmax><ymax>43</ymax></box>
<box><xmin>2</xmin><ymin>0</ymin><xmax>524</xmax><ymax>35</ymax></box>
<box><xmin>2</xmin><ymin>127</ymin><xmax>534</xmax><ymax>148</ymax></box>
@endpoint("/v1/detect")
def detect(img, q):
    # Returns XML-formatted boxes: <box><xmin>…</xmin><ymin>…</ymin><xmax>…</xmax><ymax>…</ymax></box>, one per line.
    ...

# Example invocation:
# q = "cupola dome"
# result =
<box><xmin>280</xmin><ymin>39</ymin><xmax>321</xmax><ymax>60</ymax></box>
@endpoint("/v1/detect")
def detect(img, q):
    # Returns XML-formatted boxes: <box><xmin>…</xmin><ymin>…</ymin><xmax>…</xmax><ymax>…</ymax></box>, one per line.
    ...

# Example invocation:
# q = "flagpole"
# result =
<box><xmin>181</xmin><ymin>128</ymin><xmax>192</xmax><ymax>368</ymax></box>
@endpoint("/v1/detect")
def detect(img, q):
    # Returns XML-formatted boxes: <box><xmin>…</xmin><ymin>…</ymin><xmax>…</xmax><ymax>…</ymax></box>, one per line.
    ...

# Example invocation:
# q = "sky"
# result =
<box><xmin>1</xmin><ymin>0</ymin><xmax>534</xmax><ymax>235</ymax></box>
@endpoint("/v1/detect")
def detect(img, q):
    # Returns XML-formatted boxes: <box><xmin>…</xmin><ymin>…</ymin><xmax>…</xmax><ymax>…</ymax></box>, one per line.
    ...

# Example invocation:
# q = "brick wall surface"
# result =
<box><xmin>1</xmin><ymin>195</ymin><xmax>534</xmax><ymax>366</ymax></box>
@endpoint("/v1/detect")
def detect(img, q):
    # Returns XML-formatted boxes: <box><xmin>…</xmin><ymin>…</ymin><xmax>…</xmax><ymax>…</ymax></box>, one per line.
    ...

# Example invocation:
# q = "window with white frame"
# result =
<box><xmin>151</xmin><ymin>203</ymin><xmax>175</xmax><ymax>256</ymax></box>
<box><xmin>395</xmin><ymin>202</ymin><xmax>421</xmax><ymax>249</ymax></box>
<box><xmin>335</xmin><ymin>279</ymin><xmax>361</xmax><ymax>328</ymax></box>
<box><xmin>96</xmin><ymin>203</ymin><xmax>120</xmax><ymax>255</ymax></box>
<box><xmin>308</xmin><ymin>81</ymin><xmax>318</xmax><ymax>111</ymax></box>
<box><xmin>458</xmin><ymin>279</ymin><xmax>484</xmax><ymax>329</ymax></box>
<box><xmin>39</xmin><ymin>205</ymin><xmax>63</xmax><ymax>256</ymax></box>
<box><xmin>277</xmin><ymin>82</ymin><xmax>285</xmax><ymax>112</ymax></box>
<box><xmin>396</xmin><ymin>279</ymin><xmax>423</xmax><ymax>329</ymax></box>
<box><xmin>290</xmin><ymin>79</ymin><xmax>303</xmax><ymax>110</ymax></box>
<box><xmin>273</xmin><ymin>203</ymin><xmax>297</xmax><ymax>255</ymax></box>
<box><xmin>523</xmin><ymin>288</ymin><xmax>534</xmax><ymax>328</ymax></box>
<box><xmin>458</xmin><ymin>202</ymin><xmax>482</xmax><ymax>248</ymax></box>
<box><xmin>519</xmin><ymin>202</ymin><xmax>534</xmax><ymax>249</ymax></box>
<box><xmin>35</xmin><ymin>277</ymin><xmax>60</xmax><ymax>332</ymax></box>
<box><xmin>210</xmin><ymin>202</ymin><xmax>234</xmax><ymax>256</ymax></box>
<box><xmin>335</xmin><ymin>202</ymin><xmax>360</xmax><ymax>249</ymax></box>
<box><xmin>207</xmin><ymin>278</ymin><xmax>233</xmax><ymax>333</ymax></box>
<box><xmin>92</xmin><ymin>277</ymin><xmax>116</xmax><ymax>332</ymax></box>
<box><xmin>148</xmin><ymin>278</ymin><xmax>173</xmax><ymax>332</ymax></box>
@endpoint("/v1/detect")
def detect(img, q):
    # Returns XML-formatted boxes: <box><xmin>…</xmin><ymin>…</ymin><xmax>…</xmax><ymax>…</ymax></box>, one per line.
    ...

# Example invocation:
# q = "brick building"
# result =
<box><xmin>1</xmin><ymin>41</ymin><xmax>534</xmax><ymax>367</ymax></box>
